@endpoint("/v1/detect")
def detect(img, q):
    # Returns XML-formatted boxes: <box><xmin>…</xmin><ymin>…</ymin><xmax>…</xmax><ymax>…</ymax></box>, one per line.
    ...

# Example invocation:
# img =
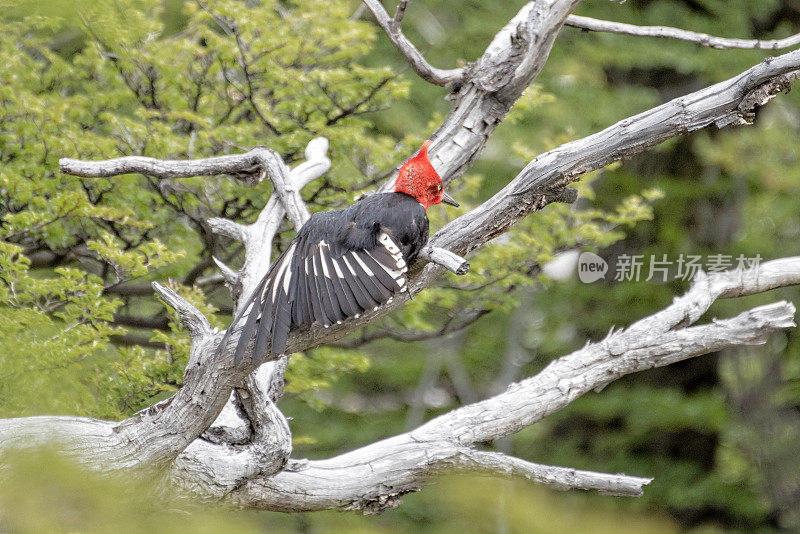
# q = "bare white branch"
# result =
<box><xmin>202</xmin><ymin>392</ymin><xmax>252</xmax><ymax>445</ymax></box>
<box><xmin>171</xmin><ymin>436</ymin><xmax>276</xmax><ymax>498</ymax></box>
<box><xmin>454</xmin><ymin>449</ymin><xmax>652</xmax><ymax>497</ymax></box>
<box><xmin>230</xmin><ymin>441</ymin><xmax>652</xmax><ymax>512</ymax></box>
<box><xmin>0</xmin><ymin>416</ymin><xmax>116</xmax><ymax>461</ymax></box>
<box><xmin>378</xmin><ymin>0</ymin><xmax>583</xmax><ymax>192</ymax></box>
<box><xmin>361</xmin><ymin>0</ymin><xmax>464</xmax><ymax>86</ymax></box>
<box><xmin>392</xmin><ymin>0</ymin><xmax>408</xmax><ymax>26</ymax></box>
<box><xmin>151</xmin><ymin>282</ymin><xmax>212</xmax><ymax>339</ymax></box>
<box><xmin>211</xmin><ymin>256</ymin><xmax>239</xmax><ymax>287</ymax></box>
<box><xmin>417</xmin><ymin>246</ymin><xmax>469</xmax><ymax>275</ymax></box>
<box><xmin>257</xmin><ymin>150</ymin><xmax>310</xmax><ymax>230</ymax></box>
<box><xmin>427</xmin><ymin>53</ymin><xmax>800</xmax><ymax>262</ymax></box>
<box><xmin>60</xmin><ymin>148</ymin><xmax>267</xmax><ymax>182</ymax></box>
<box><xmin>290</xmin><ymin>137</ymin><xmax>332</xmax><ymax>189</ymax></box>
<box><xmin>207</xmin><ymin>218</ymin><xmax>248</xmax><ymax>243</ymax></box>
<box><xmin>566</xmin><ymin>14</ymin><xmax>800</xmax><ymax>50</ymax></box>
<box><xmin>412</xmin><ymin>273</ymin><xmax>797</xmax><ymax>447</ymax></box>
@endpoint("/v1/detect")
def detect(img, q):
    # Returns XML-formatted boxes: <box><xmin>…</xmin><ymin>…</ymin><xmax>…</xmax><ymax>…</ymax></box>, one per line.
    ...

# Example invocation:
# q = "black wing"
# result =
<box><xmin>225</xmin><ymin>239</ymin><xmax>299</xmax><ymax>366</ymax></box>
<box><xmin>226</xmin><ymin>229</ymin><xmax>410</xmax><ymax>366</ymax></box>
<box><xmin>222</xmin><ymin>192</ymin><xmax>426</xmax><ymax>366</ymax></box>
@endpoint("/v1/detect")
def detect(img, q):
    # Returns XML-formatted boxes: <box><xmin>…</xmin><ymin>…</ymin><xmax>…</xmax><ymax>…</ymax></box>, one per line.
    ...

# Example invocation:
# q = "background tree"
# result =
<box><xmin>1</xmin><ymin>0</ymin><xmax>800</xmax><ymax>532</ymax></box>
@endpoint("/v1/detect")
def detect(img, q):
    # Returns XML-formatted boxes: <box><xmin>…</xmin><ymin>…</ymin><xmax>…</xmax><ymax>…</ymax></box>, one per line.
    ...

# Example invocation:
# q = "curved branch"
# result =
<box><xmin>207</xmin><ymin>218</ymin><xmax>248</xmax><ymax>242</ymax></box>
<box><xmin>229</xmin><ymin>441</ymin><xmax>652</xmax><ymax>512</ymax></box>
<box><xmin>212</xmin><ymin>256</ymin><xmax>239</xmax><ymax>288</ymax></box>
<box><xmin>361</xmin><ymin>0</ymin><xmax>464</xmax><ymax>87</ymax></box>
<box><xmin>60</xmin><ymin>148</ymin><xmax>269</xmax><ymax>181</ymax></box>
<box><xmin>566</xmin><ymin>14</ymin><xmax>800</xmax><ymax>50</ymax></box>
<box><xmin>152</xmin><ymin>282</ymin><xmax>212</xmax><ymax>338</ymax></box>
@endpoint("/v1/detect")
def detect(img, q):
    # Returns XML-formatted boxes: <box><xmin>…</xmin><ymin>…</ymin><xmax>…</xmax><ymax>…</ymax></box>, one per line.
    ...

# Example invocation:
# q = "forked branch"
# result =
<box><xmin>361</xmin><ymin>0</ymin><xmax>464</xmax><ymax>87</ymax></box>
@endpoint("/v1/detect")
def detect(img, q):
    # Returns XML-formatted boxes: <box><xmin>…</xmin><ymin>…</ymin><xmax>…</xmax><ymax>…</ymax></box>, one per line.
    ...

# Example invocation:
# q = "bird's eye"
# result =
<box><xmin>437</xmin><ymin>183</ymin><xmax>443</xmax><ymax>192</ymax></box>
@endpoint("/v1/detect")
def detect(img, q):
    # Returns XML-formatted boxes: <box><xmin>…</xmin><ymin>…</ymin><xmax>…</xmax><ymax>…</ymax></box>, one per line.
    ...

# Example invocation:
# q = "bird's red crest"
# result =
<box><xmin>394</xmin><ymin>140</ymin><xmax>445</xmax><ymax>210</ymax></box>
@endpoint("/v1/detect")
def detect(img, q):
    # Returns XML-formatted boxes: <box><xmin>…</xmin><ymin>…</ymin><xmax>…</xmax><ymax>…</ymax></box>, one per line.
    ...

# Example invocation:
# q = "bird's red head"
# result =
<box><xmin>394</xmin><ymin>140</ymin><xmax>458</xmax><ymax>210</ymax></box>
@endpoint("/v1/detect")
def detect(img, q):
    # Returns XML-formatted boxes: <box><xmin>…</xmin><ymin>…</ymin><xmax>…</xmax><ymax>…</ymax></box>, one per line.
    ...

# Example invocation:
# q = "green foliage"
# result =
<box><xmin>0</xmin><ymin>448</ymin><xmax>270</xmax><ymax>533</ymax></box>
<box><xmin>0</xmin><ymin>0</ymin><xmax>411</xmax><ymax>417</ymax></box>
<box><xmin>286</xmin><ymin>346</ymin><xmax>371</xmax><ymax>409</ymax></box>
<box><xmin>0</xmin><ymin>241</ymin><xmax>122</xmax><ymax>416</ymax></box>
<box><xmin>0</xmin><ymin>448</ymin><xmax>680</xmax><ymax>534</ymax></box>
<box><xmin>87</xmin><ymin>233</ymin><xmax>182</xmax><ymax>281</ymax></box>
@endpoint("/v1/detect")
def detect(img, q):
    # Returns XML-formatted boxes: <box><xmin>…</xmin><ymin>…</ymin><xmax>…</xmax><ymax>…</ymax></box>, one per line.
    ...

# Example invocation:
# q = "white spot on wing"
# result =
<box><xmin>378</xmin><ymin>232</ymin><xmax>400</xmax><ymax>255</ymax></box>
<box><xmin>351</xmin><ymin>252</ymin><xmax>374</xmax><ymax>277</ymax></box>
<box><xmin>319</xmin><ymin>245</ymin><xmax>332</xmax><ymax>278</ymax></box>
<box><xmin>271</xmin><ymin>244</ymin><xmax>295</xmax><ymax>299</ymax></box>
<box><xmin>331</xmin><ymin>257</ymin><xmax>344</xmax><ymax>278</ymax></box>
<box><xmin>366</xmin><ymin>250</ymin><xmax>406</xmax><ymax>280</ymax></box>
<box><xmin>283</xmin><ymin>268</ymin><xmax>292</xmax><ymax>293</ymax></box>
<box><xmin>341</xmin><ymin>255</ymin><xmax>358</xmax><ymax>276</ymax></box>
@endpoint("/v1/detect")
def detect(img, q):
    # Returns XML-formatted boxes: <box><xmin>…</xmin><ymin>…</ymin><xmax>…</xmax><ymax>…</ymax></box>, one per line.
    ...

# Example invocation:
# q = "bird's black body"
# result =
<box><xmin>227</xmin><ymin>192</ymin><xmax>429</xmax><ymax>364</ymax></box>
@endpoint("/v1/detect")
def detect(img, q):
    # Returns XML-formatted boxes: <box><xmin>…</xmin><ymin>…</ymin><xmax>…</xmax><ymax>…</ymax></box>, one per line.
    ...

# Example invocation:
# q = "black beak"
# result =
<box><xmin>441</xmin><ymin>191</ymin><xmax>459</xmax><ymax>207</ymax></box>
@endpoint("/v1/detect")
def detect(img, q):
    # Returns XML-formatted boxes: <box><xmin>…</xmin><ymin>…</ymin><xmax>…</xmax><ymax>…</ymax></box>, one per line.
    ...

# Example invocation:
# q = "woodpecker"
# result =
<box><xmin>224</xmin><ymin>140</ymin><xmax>458</xmax><ymax>365</ymax></box>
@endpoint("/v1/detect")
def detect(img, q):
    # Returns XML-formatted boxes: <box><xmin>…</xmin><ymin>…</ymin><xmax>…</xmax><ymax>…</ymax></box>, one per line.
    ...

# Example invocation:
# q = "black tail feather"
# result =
<box><xmin>270</xmin><ymin>295</ymin><xmax>292</xmax><ymax>357</ymax></box>
<box><xmin>230</xmin><ymin>276</ymin><xmax>268</xmax><ymax>366</ymax></box>
<box><xmin>249</xmin><ymin>278</ymin><xmax>276</xmax><ymax>366</ymax></box>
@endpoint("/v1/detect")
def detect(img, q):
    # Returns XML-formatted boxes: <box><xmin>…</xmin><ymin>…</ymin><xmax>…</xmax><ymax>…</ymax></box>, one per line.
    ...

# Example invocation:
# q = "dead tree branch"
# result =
<box><xmin>361</xmin><ymin>0</ymin><xmax>464</xmax><ymax>87</ymax></box>
<box><xmin>566</xmin><ymin>15</ymin><xmax>800</xmax><ymax>50</ymax></box>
